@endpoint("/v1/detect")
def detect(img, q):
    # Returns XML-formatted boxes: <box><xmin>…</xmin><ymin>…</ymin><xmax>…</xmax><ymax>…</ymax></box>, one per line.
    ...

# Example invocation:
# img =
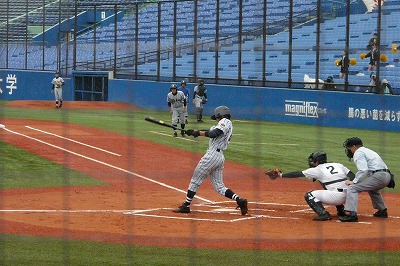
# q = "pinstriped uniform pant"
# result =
<box><xmin>188</xmin><ymin>149</ymin><xmax>227</xmax><ymax>196</ymax></box>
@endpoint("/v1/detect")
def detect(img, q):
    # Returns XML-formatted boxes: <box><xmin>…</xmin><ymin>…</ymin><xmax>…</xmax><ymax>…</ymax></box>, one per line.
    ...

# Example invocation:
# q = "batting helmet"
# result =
<box><xmin>181</xmin><ymin>80</ymin><xmax>186</xmax><ymax>85</ymax></box>
<box><xmin>170</xmin><ymin>84</ymin><xmax>178</xmax><ymax>92</ymax></box>
<box><xmin>211</xmin><ymin>106</ymin><xmax>230</xmax><ymax>120</ymax></box>
<box><xmin>308</xmin><ymin>151</ymin><xmax>327</xmax><ymax>167</ymax></box>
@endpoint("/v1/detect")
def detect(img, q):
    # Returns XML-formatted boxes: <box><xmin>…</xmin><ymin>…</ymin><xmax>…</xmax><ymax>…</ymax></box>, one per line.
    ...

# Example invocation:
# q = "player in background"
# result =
<box><xmin>167</xmin><ymin>84</ymin><xmax>187</xmax><ymax>137</ymax></box>
<box><xmin>174</xmin><ymin>106</ymin><xmax>248</xmax><ymax>215</ymax></box>
<box><xmin>193</xmin><ymin>79</ymin><xmax>208</xmax><ymax>122</ymax></box>
<box><xmin>267</xmin><ymin>151</ymin><xmax>355</xmax><ymax>221</ymax></box>
<box><xmin>51</xmin><ymin>70</ymin><xmax>65</xmax><ymax>109</ymax></box>
<box><xmin>178</xmin><ymin>80</ymin><xmax>189</xmax><ymax>124</ymax></box>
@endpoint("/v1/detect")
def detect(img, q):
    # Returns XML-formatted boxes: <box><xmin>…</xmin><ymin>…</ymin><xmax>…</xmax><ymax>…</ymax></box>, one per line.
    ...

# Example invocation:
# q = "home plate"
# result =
<box><xmin>214</xmin><ymin>208</ymin><xmax>234</xmax><ymax>212</ymax></box>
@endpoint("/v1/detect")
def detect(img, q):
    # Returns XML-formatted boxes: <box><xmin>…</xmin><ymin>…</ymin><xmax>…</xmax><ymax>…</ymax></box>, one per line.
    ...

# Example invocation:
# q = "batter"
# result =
<box><xmin>274</xmin><ymin>151</ymin><xmax>355</xmax><ymax>221</ymax></box>
<box><xmin>51</xmin><ymin>71</ymin><xmax>65</xmax><ymax>109</ymax></box>
<box><xmin>167</xmin><ymin>84</ymin><xmax>186</xmax><ymax>137</ymax></box>
<box><xmin>174</xmin><ymin>106</ymin><xmax>248</xmax><ymax>215</ymax></box>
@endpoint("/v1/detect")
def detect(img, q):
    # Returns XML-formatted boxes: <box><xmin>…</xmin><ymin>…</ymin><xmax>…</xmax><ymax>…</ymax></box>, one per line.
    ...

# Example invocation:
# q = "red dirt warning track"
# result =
<box><xmin>0</xmin><ymin>101</ymin><xmax>399</xmax><ymax>251</ymax></box>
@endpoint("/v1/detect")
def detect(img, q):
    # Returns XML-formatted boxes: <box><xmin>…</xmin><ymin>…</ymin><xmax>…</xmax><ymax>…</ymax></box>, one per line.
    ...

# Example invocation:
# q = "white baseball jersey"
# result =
<box><xmin>207</xmin><ymin>118</ymin><xmax>232</xmax><ymax>152</ymax></box>
<box><xmin>302</xmin><ymin>162</ymin><xmax>351</xmax><ymax>205</ymax></box>
<box><xmin>193</xmin><ymin>85</ymin><xmax>207</xmax><ymax>108</ymax></box>
<box><xmin>188</xmin><ymin>118</ymin><xmax>233</xmax><ymax>196</ymax></box>
<box><xmin>167</xmin><ymin>91</ymin><xmax>186</xmax><ymax>125</ymax></box>
<box><xmin>167</xmin><ymin>91</ymin><xmax>185</xmax><ymax>108</ymax></box>
<box><xmin>51</xmin><ymin>76</ymin><xmax>64</xmax><ymax>101</ymax></box>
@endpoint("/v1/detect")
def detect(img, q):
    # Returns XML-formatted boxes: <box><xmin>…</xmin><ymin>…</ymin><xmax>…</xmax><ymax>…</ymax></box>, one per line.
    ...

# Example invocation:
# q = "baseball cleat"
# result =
<box><xmin>236</xmin><ymin>198</ymin><xmax>248</xmax><ymax>215</ymax></box>
<box><xmin>173</xmin><ymin>204</ymin><xmax>190</xmax><ymax>213</ymax></box>
<box><xmin>313</xmin><ymin>212</ymin><xmax>332</xmax><ymax>221</ymax></box>
<box><xmin>339</xmin><ymin>214</ymin><xmax>358</xmax><ymax>222</ymax></box>
<box><xmin>373</xmin><ymin>208</ymin><xmax>388</xmax><ymax>218</ymax></box>
<box><xmin>336</xmin><ymin>205</ymin><xmax>346</xmax><ymax>218</ymax></box>
<box><xmin>173</xmin><ymin>132</ymin><xmax>178</xmax><ymax>137</ymax></box>
<box><xmin>181</xmin><ymin>131</ymin><xmax>185</xmax><ymax>137</ymax></box>
<box><xmin>337</xmin><ymin>211</ymin><xmax>346</xmax><ymax>219</ymax></box>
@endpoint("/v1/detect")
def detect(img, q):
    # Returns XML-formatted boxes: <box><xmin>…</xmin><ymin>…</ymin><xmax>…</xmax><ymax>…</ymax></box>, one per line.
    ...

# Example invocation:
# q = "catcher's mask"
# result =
<box><xmin>211</xmin><ymin>105</ymin><xmax>230</xmax><ymax>120</ymax></box>
<box><xmin>170</xmin><ymin>84</ymin><xmax>178</xmax><ymax>94</ymax></box>
<box><xmin>308</xmin><ymin>151</ymin><xmax>327</xmax><ymax>167</ymax></box>
<box><xmin>343</xmin><ymin>137</ymin><xmax>363</xmax><ymax>159</ymax></box>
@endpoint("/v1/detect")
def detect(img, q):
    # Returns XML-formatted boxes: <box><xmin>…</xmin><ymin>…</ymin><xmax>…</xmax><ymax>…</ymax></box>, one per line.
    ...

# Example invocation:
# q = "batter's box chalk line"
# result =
<box><xmin>123</xmin><ymin>201</ymin><xmax>304</xmax><ymax>222</ymax></box>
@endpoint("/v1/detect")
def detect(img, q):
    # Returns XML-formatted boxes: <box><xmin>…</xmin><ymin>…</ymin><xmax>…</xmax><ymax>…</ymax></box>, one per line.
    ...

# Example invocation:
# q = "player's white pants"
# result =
<box><xmin>188</xmin><ymin>150</ymin><xmax>227</xmax><ymax>196</ymax></box>
<box><xmin>310</xmin><ymin>189</ymin><xmax>346</xmax><ymax>206</ymax></box>
<box><xmin>54</xmin><ymin>88</ymin><xmax>62</xmax><ymax>101</ymax></box>
<box><xmin>193</xmin><ymin>95</ymin><xmax>204</xmax><ymax>108</ymax></box>
<box><xmin>171</xmin><ymin>107</ymin><xmax>185</xmax><ymax>126</ymax></box>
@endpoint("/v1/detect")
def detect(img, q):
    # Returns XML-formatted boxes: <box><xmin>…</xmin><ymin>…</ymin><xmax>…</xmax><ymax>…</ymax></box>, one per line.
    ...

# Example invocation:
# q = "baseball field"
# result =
<box><xmin>0</xmin><ymin>100</ymin><xmax>399</xmax><ymax>265</ymax></box>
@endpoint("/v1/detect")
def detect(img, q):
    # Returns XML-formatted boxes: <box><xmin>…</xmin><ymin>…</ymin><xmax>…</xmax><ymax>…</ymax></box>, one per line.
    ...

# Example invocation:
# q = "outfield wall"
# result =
<box><xmin>1</xmin><ymin>70</ymin><xmax>400</xmax><ymax>131</ymax></box>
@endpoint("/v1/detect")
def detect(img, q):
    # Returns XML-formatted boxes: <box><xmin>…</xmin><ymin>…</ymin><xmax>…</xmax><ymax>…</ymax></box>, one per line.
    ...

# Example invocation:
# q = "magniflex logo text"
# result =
<box><xmin>284</xmin><ymin>100</ymin><xmax>323</xmax><ymax>118</ymax></box>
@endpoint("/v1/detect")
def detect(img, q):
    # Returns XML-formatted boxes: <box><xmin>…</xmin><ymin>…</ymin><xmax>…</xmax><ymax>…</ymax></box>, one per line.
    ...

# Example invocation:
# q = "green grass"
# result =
<box><xmin>0</xmin><ymin>234</ymin><xmax>399</xmax><ymax>266</ymax></box>
<box><xmin>0</xmin><ymin>101</ymin><xmax>399</xmax><ymax>264</ymax></box>
<box><xmin>0</xmin><ymin>141</ymin><xmax>105</xmax><ymax>189</ymax></box>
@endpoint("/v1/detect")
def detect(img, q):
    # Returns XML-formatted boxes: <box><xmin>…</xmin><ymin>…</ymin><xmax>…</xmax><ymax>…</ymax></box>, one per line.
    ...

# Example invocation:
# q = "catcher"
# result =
<box><xmin>50</xmin><ymin>70</ymin><xmax>65</xmax><ymax>109</ymax></box>
<box><xmin>265</xmin><ymin>151</ymin><xmax>355</xmax><ymax>221</ymax></box>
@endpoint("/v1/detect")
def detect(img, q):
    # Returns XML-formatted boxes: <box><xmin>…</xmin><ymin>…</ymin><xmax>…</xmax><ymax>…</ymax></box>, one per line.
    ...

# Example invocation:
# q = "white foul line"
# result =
<box><xmin>149</xmin><ymin>131</ymin><xmax>198</xmax><ymax>142</ymax></box>
<box><xmin>25</xmin><ymin>126</ymin><xmax>121</xmax><ymax>156</ymax></box>
<box><xmin>2</xmin><ymin>126</ymin><xmax>212</xmax><ymax>203</ymax></box>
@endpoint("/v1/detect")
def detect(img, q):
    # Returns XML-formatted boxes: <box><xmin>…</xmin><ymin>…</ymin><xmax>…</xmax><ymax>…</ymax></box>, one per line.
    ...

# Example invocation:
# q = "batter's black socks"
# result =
<box><xmin>225</xmin><ymin>189</ymin><xmax>236</xmax><ymax>200</ymax></box>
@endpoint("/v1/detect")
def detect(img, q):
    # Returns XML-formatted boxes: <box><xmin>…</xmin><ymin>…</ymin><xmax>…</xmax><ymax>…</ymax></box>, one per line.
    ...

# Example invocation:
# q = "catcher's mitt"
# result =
<box><xmin>265</xmin><ymin>169</ymin><xmax>282</xmax><ymax>180</ymax></box>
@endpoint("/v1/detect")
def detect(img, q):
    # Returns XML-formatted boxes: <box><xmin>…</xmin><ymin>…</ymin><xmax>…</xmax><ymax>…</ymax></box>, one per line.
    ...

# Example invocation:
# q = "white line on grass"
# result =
<box><xmin>149</xmin><ymin>131</ymin><xmax>198</xmax><ymax>142</ymax></box>
<box><xmin>230</xmin><ymin>142</ymin><xmax>299</xmax><ymax>146</ymax></box>
<box><xmin>2</xmin><ymin>127</ymin><xmax>212</xmax><ymax>203</ymax></box>
<box><xmin>25</xmin><ymin>126</ymin><xmax>121</xmax><ymax>156</ymax></box>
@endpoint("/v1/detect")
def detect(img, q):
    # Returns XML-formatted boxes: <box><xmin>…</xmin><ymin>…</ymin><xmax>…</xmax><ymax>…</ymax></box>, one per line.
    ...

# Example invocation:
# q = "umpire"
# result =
<box><xmin>340</xmin><ymin>137</ymin><xmax>392</xmax><ymax>222</ymax></box>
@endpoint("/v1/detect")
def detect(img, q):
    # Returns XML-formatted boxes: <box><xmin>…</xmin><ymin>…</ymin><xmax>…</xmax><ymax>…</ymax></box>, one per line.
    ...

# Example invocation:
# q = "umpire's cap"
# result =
<box><xmin>211</xmin><ymin>106</ymin><xmax>230</xmax><ymax>120</ymax></box>
<box><xmin>343</xmin><ymin>137</ymin><xmax>363</xmax><ymax>148</ymax></box>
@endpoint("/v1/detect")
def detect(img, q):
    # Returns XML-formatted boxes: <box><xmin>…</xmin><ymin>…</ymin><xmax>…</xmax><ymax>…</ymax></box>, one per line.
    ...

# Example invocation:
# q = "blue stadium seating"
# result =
<box><xmin>1</xmin><ymin>0</ymin><xmax>399</xmax><ymax>90</ymax></box>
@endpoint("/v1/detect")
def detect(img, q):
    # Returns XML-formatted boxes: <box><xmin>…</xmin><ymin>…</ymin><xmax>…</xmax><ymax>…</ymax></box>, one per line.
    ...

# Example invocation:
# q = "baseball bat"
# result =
<box><xmin>144</xmin><ymin>117</ymin><xmax>185</xmax><ymax>132</ymax></box>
